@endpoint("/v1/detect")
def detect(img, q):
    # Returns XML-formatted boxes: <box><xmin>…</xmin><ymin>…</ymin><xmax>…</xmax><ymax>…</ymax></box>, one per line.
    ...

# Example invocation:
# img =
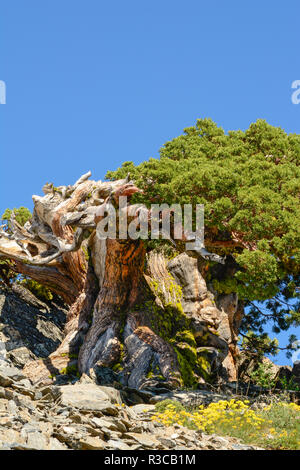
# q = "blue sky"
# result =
<box><xmin>0</xmin><ymin>1</ymin><xmax>299</xmax><ymax>365</ymax></box>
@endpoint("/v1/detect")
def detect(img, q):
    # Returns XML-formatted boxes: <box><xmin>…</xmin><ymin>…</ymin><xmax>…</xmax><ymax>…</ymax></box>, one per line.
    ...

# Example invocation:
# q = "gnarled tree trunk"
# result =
<box><xmin>0</xmin><ymin>172</ymin><xmax>243</xmax><ymax>387</ymax></box>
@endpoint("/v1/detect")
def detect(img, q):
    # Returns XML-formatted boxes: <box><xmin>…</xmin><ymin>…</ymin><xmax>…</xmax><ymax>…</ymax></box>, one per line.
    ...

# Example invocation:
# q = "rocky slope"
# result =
<box><xmin>0</xmin><ymin>283</ymin><xmax>260</xmax><ymax>450</ymax></box>
<box><xmin>0</xmin><ymin>272</ymin><xmax>298</xmax><ymax>451</ymax></box>
<box><xmin>0</xmin><ymin>362</ymin><xmax>261</xmax><ymax>451</ymax></box>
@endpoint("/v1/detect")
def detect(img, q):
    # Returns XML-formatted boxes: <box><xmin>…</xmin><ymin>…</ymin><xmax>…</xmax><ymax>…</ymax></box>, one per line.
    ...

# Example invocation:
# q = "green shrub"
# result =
<box><xmin>249</xmin><ymin>361</ymin><xmax>276</xmax><ymax>389</ymax></box>
<box><xmin>20</xmin><ymin>278</ymin><xmax>53</xmax><ymax>302</ymax></box>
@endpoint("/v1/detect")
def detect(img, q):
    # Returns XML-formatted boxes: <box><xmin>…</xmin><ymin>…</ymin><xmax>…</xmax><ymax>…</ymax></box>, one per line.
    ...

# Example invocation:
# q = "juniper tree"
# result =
<box><xmin>107</xmin><ymin>118</ymin><xmax>300</xmax><ymax>359</ymax></box>
<box><xmin>0</xmin><ymin>119</ymin><xmax>299</xmax><ymax>385</ymax></box>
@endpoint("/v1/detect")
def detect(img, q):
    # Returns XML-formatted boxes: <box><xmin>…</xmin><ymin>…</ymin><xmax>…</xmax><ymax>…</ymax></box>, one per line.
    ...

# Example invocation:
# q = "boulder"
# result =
<box><xmin>57</xmin><ymin>383</ymin><xmax>122</xmax><ymax>413</ymax></box>
<box><xmin>275</xmin><ymin>365</ymin><xmax>293</xmax><ymax>386</ymax></box>
<box><xmin>0</xmin><ymin>365</ymin><xmax>27</xmax><ymax>387</ymax></box>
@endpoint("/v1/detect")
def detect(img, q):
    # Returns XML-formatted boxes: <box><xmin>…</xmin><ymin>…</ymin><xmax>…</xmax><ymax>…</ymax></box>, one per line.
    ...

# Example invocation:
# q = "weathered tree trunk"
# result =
<box><xmin>0</xmin><ymin>172</ymin><xmax>243</xmax><ymax>387</ymax></box>
<box><xmin>78</xmin><ymin>238</ymin><xmax>146</xmax><ymax>373</ymax></box>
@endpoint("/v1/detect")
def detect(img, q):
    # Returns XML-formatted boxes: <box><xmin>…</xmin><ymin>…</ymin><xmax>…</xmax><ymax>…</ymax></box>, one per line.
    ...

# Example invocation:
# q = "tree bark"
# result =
<box><xmin>0</xmin><ymin>172</ymin><xmax>238</xmax><ymax>387</ymax></box>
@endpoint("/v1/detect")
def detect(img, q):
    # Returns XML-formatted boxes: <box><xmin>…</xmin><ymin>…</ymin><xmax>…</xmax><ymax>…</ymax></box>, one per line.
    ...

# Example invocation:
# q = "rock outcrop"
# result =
<box><xmin>292</xmin><ymin>362</ymin><xmax>300</xmax><ymax>387</ymax></box>
<box><xmin>0</xmin><ymin>285</ymin><xmax>67</xmax><ymax>368</ymax></box>
<box><xmin>274</xmin><ymin>362</ymin><xmax>300</xmax><ymax>389</ymax></box>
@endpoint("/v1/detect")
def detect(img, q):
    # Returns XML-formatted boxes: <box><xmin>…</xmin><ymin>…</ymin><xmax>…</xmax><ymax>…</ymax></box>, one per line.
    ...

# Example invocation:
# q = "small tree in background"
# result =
<box><xmin>0</xmin><ymin>207</ymin><xmax>32</xmax><ymax>285</ymax></box>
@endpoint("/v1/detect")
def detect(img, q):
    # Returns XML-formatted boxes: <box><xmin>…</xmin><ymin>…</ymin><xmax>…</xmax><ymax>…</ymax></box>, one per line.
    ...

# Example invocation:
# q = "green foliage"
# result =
<box><xmin>0</xmin><ymin>207</ymin><xmax>33</xmax><ymax>285</ymax></box>
<box><xmin>241</xmin><ymin>330</ymin><xmax>279</xmax><ymax>358</ymax></box>
<box><xmin>279</xmin><ymin>376</ymin><xmax>300</xmax><ymax>392</ymax></box>
<box><xmin>212</xmin><ymin>277</ymin><xmax>238</xmax><ymax>295</ymax></box>
<box><xmin>152</xmin><ymin>398</ymin><xmax>300</xmax><ymax>450</ymax></box>
<box><xmin>249</xmin><ymin>361</ymin><xmax>276</xmax><ymax>389</ymax></box>
<box><xmin>0</xmin><ymin>208</ymin><xmax>56</xmax><ymax>302</ymax></box>
<box><xmin>107</xmin><ymin>118</ymin><xmax>300</xmax><ymax>352</ymax></box>
<box><xmin>1</xmin><ymin>207</ymin><xmax>32</xmax><ymax>228</ymax></box>
<box><xmin>0</xmin><ymin>259</ymin><xmax>17</xmax><ymax>285</ymax></box>
<box><xmin>20</xmin><ymin>278</ymin><xmax>53</xmax><ymax>302</ymax></box>
<box><xmin>254</xmin><ymin>402</ymin><xmax>300</xmax><ymax>450</ymax></box>
<box><xmin>155</xmin><ymin>399</ymin><xmax>185</xmax><ymax>413</ymax></box>
<box><xmin>59</xmin><ymin>364</ymin><xmax>79</xmax><ymax>377</ymax></box>
<box><xmin>107</xmin><ymin>119</ymin><xmax>300</xmax><ymax>298</ymax></box>
<box><xmin>235</xmin><ymin>250</ymin><xmax>279</xmax><ymax>300</ymax></box>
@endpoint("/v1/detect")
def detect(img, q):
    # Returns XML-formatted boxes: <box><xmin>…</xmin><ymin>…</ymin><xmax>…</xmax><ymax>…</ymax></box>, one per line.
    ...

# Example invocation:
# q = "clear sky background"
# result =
<box><xmin>0</xmin><ymin>1</ymin><xmax>299</xmax><ymax>365</ymax></box>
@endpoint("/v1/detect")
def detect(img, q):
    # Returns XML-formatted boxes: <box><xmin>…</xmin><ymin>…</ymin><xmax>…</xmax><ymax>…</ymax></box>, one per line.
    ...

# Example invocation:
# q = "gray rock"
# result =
<box><xmin>0</xmin><ymin>286</ymin><xmax>67</xmax><ymax>363</ymax></box>
<box><xmin>7</xmin><ymin>400</ymin><xmax>18</xmax><ymax>415</ymax></box>
<box><xmin>95</xmin><ymin>385</ymin><xmax>123</xmax><ymax>404</ymax></box>
<box><xmin>78</xmin><ymin>436</ymin><xmax>106</xmax><ymax>450</ymax></box>
<box><xmin>292</xmin><ymin>361</ymin><xmax>300</xmax><ymax>385</ymax></box>
<box><xmin>58</xmin><ymin>384</ymin><xmax>121</xmax><ymax>414</ymax></box>
<box><xmin>106</xmin><ymin>439</ymin><xmax>132</xmax><ymax>450</ymax></box>
<box><xmin>17</xmin><ymin>378</ymin><xmax>32</xmax><ymax>389</ymax></box>
<box><xmin>157</xmin><ymin>437</ymin><xmax>176</xmax><ymax>448</ymax></box>
<box><xmin>124</xmin><ymin>432</ymin><xmax>161</xmax><ymax>449</ymax></box>
<box><xmin>48</xmin><ymin>437</ymin><xmax>68</xmax><ymax>450</ymax></box>
<box><xmin>91</xmin><ymin>416</ymin><xmax>126</xmax><ymax>433</ymax></box>
<box><xmin>0</xmin><ymin>365</ymin><xmax>26</xmax><ymax>386</ymax></box>
<box><xmin>130</xmin><ymin>404</ymin><xmax>155</xmax><ymax>414</ymax></box>
<box><xmin>7</xmin><ymin>348</ymin><xmax>36</xmax><ymax>369</ymax></box>
<box><xmin>26</xmin><ymin>431</ymin><xmax>48</xmax><ymax>450</ymax></box>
